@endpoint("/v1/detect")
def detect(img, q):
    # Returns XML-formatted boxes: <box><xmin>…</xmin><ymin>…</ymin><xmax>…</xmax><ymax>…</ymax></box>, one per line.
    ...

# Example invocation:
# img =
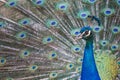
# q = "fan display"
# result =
<box><xmin>0</xmin><ymin>0</ymin><xmax>120</xmax><ymax>80</ymax></box>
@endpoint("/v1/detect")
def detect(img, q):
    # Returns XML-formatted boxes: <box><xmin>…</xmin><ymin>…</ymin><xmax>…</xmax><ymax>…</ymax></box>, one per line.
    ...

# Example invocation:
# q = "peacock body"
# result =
<box><xmin>0</xmin><ymin>0</ymin><xmax>120</xmax><ymax>80</ymax></box>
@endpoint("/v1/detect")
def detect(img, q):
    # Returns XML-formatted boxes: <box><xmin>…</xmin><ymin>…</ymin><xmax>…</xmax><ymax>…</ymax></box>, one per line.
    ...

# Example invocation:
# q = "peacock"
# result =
<box><xmin>0</xmin><ymin>0</ymin><xmax>120</xmax><ymax>80</ymax></box>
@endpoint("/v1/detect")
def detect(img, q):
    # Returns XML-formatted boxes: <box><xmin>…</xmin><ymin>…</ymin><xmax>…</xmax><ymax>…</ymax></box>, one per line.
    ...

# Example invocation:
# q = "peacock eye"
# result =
<box><xmin>82</xmin><ymin>30</ymin><xmax>91</xmax><ymax>37</ymax></box>
<box><xmin>81</xmin><ymin>30</ymin><xmax>92</xmax><ymax>38</ymax></box>
<box><xmin>84</xmin><ymin>31</ymin><xmax>89</xmax><ymax>35</ymax></box>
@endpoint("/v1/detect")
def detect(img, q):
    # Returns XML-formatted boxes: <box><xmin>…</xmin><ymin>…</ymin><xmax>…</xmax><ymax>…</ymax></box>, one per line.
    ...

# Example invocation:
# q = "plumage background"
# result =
<box><xmin>0</xmin><ymin>0</ymin><xmax>120</xmax><ymax>80</ymax></box>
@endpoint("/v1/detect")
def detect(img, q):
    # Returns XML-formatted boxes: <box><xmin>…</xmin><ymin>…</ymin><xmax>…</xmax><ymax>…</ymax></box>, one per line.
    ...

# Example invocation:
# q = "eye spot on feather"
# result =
<box><xmin>32</xmin><ymin>66</ymin><xmax>36</xmax><ymax>69</ymax></box>
<box><xmin>105</xmin><ymin>10</ymin><xmax>111</xmax><ymax>14</ymax></box>
<box><xmin>59</xmin><ymin>4</ymin><xmax>67</xmax><ymax>10</ymax></box>
<box><xmin>81</xmin><ymin>13</ymin><xmax>87</xmax><ymax>17</ymax></box>
<box><xmin>49</xmin><ymin>72</ymin><xmax>58</xmax><ymax>79</ymax></box>
<box><xmin>0</xmin><ymin>57</ymin><xmax>6</xmax><ymax>66</ymax></box>
<box><xmin>51</xmin><ymin>53</ymin><xmax>55</xmax><ymax>57</ymax></box>
<box><xmin>22</xmin><ymin>21</ymin><xmax>27</xmax><ymax>25</ymax></box>
<box><xmin>16</xmin><ymin>31</ymin><xmax>27</xmax><ymax>40</ymax></box>
<box><xmin>0</xmin><ymin>22</ymin><xmax>5</xmax><ymax>28</ymax></box>
<box><xmin>76</xmin><ymin>66</ymin><xmax>81</xmax><ymax>73</ymax></box>
<box><xmin>71</xmin><ymin>45</ymin><xmax>81</xmax><ymax>52</ymax></box>
<box><xmin>113</xmin><ymin>28</ymin><xmax>118</xmax><ymax>32</ymax></box>
<box><xmin>103</xmin><ymin>8</ymin><xmax>114</xmax><ymax>16</ymax></box>
<box><xmin>70</xmin><ymin>28</ymin><xmax>81</xmax><ymax>36</ymax></box>
<box><xmin>29</xmin><ymin>65</ymin><xmax>38</xmax><ymax>72</ymax></box>
<box><xmin>56</xmin><ymin>2</ymin><xmax>69</xmax><ymax>12</ymax></box>
<box><xmin>36</xmin><ymin>0</ymin><xmax>42</xmax><ymax>4</ymax></box>
<box><xmin>111</xmin><ymin>44</ymin><xmax>118</xmax><ymax>51</ymax></box>
<box><xmin>20</xmin><ymin>50</ymin><xmax>30</xmax><ymax>58</ymax></box>
<box><xmin>51</xmin><ymin>21</ymin><xmax>56</xmax><ymax>25</ymax></box>
<box><xmin>20</xmin><ymin>34</ymin><xmax>25</xmax><ymax>38</ymax></box>
<box><xmin>117</xmin><ymin>61</ymin><xmax>120</xmax><ymax>66</ymax></box>
<box><xmin>100</xmin><ymin>40</ymin><xmax>109</xmax><ymax>46</ymax></box>
<box><xmin>95</xmin><ymin>27</ymin><xmax>100</xmax><ymax>31</ymax></box>
<box><xmin>112</xmin><ymin>26</ymin><xmax>120</xmax><ymax>34</ymax></box>
<box><xmin>24</xmin><ymin>51</ymin><xmax>28</xmax><ymax>55</ymax></box>
<box><xmin>117</xmin><ymin>0</ymin><xmax>120</xmax><ymax>5</ymax></box>
<box><xmin>7</xmin><ymin>1</ymin><xmax>17</xmax><ymax>7</ymax></box>
<box><xmin>75</xmin><ymin>31</ymin><xmax>79</xmax><ymax>35</ymax></box>
<box><xmin>9</xmin><ymin>2</ymin><xmax>15</xmax><ymax>6</ymax></box>
<box><xmin>48</xmin><ymin>51</ymin><xmax>57</xmax><ymax>60</ymax></box>
<box><xmin>78</xmin><ymin>11</ymin><xmax>90</xmax><ymax>19</ymax></box>
<box><xmin>60</xmin><ymin>5</ymin><xmax>65</xmax><ymax>9</ymax></box>
<box><xmin>66</xmin><ymin>63</ymin><xmax>74</xmax><ymax>70</ymax></box>
<box><xmin>42</xmin><ymin>36</ymin><xmax>53</xmax><ymax>44</ymax></box>
<box><xmin>77</xmin><ymin>57</ymin><xmax>83</xmax><ymax>63</ymax></box>
<box><xmin>88</xmin><ymin>0</ymin><xmax>96</xmax><ymax>3</ymax></box>
<box><xmin>32</xmin><ymin>0</ymin><xmax>45</xmax><ymax>6</ymax></box>
<box><xmin>47</xmin><ymin>38</ymin><xmax>51</xmax><ymax>41</ymax></box>
<box><xmin>46</xmin><ymin>19</ymin><xmax>58</xmax><ymax>28</ymax></box>
<box><xmin>75</xmin><ymin>48</ymin><xmax>80</xmax><ymax>51</ymax></box>
<box><xmin>18</xmin><ymin>18</ymin><xmax>30</xmax><ymax>25</ymax></box>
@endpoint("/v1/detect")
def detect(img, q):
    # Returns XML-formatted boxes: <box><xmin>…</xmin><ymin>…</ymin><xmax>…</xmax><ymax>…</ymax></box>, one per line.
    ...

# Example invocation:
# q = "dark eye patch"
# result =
<box><xmin>82</xmin><ymin>30</ymin><xmax>89</xmax><ymax>37</ymax></box>
<box><xmin>85</xmin><ymin>31</ymin><xmax>89</xmax><ymax>35</ymax></box>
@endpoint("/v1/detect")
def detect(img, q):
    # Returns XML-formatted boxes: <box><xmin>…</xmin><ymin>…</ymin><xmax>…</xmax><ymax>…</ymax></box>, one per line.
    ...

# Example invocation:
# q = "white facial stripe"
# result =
<box><xmin>81</xmin><ymin>31</ymin><xmax>85</xmax><ymax>36</ymax></box>
<box><xmin>85</xmin><ymin>31</ymin><xmax>91</xmax><ymax>37</ymax></box>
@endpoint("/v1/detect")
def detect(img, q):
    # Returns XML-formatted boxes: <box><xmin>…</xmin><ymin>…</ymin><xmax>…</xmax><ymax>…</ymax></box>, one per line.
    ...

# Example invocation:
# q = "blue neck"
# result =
<box><xmin>81</xmin><ymin>40</ymin><xmax>101</xmax><ymax>80</ymax></box>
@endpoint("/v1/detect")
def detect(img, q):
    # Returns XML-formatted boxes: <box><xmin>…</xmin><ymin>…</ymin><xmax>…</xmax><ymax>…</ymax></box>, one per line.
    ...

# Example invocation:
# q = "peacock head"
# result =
<box><xmin>75</xmin><ymin>26</ymin><xmax>94</xmax><ymax>41</ymax></box>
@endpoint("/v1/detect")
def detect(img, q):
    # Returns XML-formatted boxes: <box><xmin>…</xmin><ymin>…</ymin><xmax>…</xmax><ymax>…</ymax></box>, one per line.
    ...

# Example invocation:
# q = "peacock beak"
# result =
<box><xmin>75</xmin><ymin>33</ymin><xmax>83</xmax><ymax>40</ymax></box>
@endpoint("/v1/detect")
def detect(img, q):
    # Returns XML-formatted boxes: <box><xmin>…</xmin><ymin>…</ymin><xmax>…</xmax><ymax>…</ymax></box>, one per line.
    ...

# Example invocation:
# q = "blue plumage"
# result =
<box><xmin>79</xmin><ymin>27</ymin><xmax>101</xmax><ymax>80</ymax></box>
